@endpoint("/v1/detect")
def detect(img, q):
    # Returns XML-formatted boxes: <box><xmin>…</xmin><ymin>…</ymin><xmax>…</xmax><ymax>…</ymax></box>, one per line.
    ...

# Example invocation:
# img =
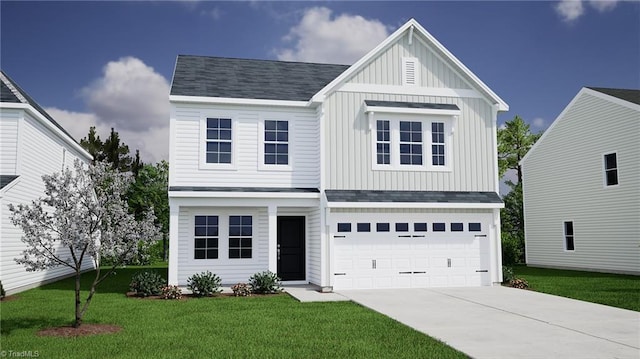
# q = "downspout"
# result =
<box><xmin>492</xmin><ymin>103</ymin><xmax>504</xmax><ymax>284</ymax></box>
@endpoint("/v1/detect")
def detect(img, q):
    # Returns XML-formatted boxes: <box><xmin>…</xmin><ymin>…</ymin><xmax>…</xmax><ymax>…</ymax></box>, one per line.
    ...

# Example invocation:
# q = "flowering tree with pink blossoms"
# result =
<box><xmin>9</xmin><ymin>160</ymin><xmax>159</xmax><ymax>328</ymax></box>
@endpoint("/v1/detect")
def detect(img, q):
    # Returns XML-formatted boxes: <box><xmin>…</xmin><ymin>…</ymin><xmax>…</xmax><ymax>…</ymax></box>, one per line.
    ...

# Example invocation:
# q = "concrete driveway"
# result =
<box><xmin>338</xmin><ymin>286</ymin><xmax>639</xmax><ymax>359</ymax></box>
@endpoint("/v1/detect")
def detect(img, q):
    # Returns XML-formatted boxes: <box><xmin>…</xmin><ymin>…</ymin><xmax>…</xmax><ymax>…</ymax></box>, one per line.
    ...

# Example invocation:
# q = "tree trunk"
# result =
<box><xmin>74</xmin><ymin>269</ymin><xmax>82</xmax><ymax>328</ymax></box>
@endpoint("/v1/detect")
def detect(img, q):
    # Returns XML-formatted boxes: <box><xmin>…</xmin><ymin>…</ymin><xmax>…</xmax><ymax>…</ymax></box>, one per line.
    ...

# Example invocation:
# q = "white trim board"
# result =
<box><xmin>326</xmin><ymin>202</ymin><xmax>504</xmax><ymax>209</ymax></box>
<box><xmin>170</xmin><ymin>95</ymin><xmax>310</xmax><ymax>109</ymax></box>
<box><xmin>339</xmin><ymin>83</ymin><xmax>484</xmax><ymax>100</ymax></box>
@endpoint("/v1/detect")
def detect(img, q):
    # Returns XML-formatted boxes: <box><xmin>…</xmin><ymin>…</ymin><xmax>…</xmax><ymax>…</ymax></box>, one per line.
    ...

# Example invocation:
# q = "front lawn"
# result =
<box><xmin>1</xmin><ymin>265</ymin><xmax>466</xmax><ymax>358</ymax></box>
<box><xmin>513</xmin><ymin>266</ymin><xmax>640</xmax><ymax>311</ymax></box>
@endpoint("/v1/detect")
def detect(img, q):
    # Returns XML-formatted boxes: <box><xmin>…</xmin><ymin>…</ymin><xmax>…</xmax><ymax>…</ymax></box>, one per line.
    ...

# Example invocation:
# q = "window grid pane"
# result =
<box><xmin>400</xmin><ymin>121</ymin><xmax>422</xmax><ymax>165</ymax></box>
<box><xmin>194</xmin><ymin>215</ymin><xmax>219</xmax><ymax>259</ymax></box>
<box><xmin>432</xmin><ymin>122</ymin><xmax>445</xmax><ymax>166</ymax></box>
<box><xmin>264</xmin><ymin>120</ymin><xmax>289</xmax><ymax>165</ymax></box>
<box><xmin>229</xmin><ymin>215</ymin><xmax>252</xmax><ymax>258</ymax></box>
<box><xmin>206</xmin><ymin>118</ymin><xmax>232</xmax><ymax>164</ymax></box>
<box><xmin>376</xmin><ymin>120</ymin><xmax>391</xmax><ymax>165</ymax></box>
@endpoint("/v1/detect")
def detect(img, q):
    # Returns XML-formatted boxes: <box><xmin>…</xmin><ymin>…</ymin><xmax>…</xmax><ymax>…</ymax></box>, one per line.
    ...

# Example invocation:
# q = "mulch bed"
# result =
<box><xmin>0</xmin><ymin>295</ymin><xmax>20</xmax><ymax>302</ymax></box>
<box><xmin>37</xmin><ymin>324</ymin><xmax>122</xmax><ymax>337</ymax></box>
<box><xmin>125</xmin><ymin>291</ymin><xmax>284</xmax><ymax>300</ymax></box>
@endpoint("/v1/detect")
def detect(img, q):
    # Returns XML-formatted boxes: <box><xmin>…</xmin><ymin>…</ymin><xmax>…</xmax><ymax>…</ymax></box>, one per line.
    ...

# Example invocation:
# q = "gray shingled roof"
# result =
<box><xmin>170</xmin><ymin>55</ymin><xmax>349</xmax><ymax>101</ymax></box>
<box><xmin>325</xmin><ymin>190</ymin><xmax>502</xmax><ymax>204</ymax></box>
<box><xmin>587</xmin><ymin>87</ymin><xmax>640</xmax><ymax>106</ymax></box>
<box><xmin>0</xmin><ymin>175</ymin><xmax>19</xmax><ymax>190</ymax></box>
<box><xmin>169</xmin><ymin>186</ymin><xmax>320</xmax><ymax>193</ymax></box>
<box><xmin>0</xmin><ymin>70</ymin><xmax>77</xmax><ymax>141</ymax></box>
<box><xmin>1</xmin><ymin>80</ymin><xmax>21</xmax><ymax>103</ymax></box>
<box><xmin>365</xmin><ymin>100</ymin><xmax>460</xmax><ymax>111</ymax></box>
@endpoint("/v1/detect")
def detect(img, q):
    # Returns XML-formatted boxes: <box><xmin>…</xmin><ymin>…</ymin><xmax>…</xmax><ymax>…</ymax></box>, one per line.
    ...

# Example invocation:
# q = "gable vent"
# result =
<box><xmin>402</xmin><ymin>57</ymin><xmax>419</xmax><ymax>86</ymax></box>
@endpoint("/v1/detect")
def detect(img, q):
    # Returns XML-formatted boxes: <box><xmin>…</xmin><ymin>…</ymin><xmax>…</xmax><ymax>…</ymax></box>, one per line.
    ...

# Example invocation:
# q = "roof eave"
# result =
<box><xmin>169</xmin><ymin>95</ymin><xmax>312</xmax><ymax>108</ymax></box>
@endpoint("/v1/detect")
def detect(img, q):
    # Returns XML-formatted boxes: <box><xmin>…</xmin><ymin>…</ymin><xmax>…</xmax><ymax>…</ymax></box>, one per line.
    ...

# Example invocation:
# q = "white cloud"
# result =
<box><xmin>555</xmin><ymin>0</ymin><xmax>585</xmax><ymax>22</ymax></box>
<box><xmin>555</xmin><ymin>0</ymin><xmax>618</xmax><ymax>22</ymax></box>
<box><xmin>200</xmin><ymin>7</ymin><xmax>221</xmax><ymax>20</ymax></box>
<box><xmin>47</xmin><ymin>57</ymin><xmax>170</xmax><ymax>163</ymax></box>
<box><xmin>589</xmin><ymin>0</ymin><xmax>618</xmax><ymax>12</ymax></box>
<box><xmin>275</xmin><ymin>7</ymin><xmax>389</xmax><ymax>64</ymax></box>
<box><xmin>532</xmin><ymin>117</ymin><xmax>546</xmax><ymax>129</ymax></box>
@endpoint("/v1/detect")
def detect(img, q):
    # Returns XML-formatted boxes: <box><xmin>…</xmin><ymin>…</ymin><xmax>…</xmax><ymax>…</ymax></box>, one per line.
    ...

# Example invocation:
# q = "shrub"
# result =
<box><xmin>249</xmin><ymin>271</ymin><xmax>282</xmax><ymax>294</ymax></box>
<box><xmin>129</xmin><ymin>270</ymin><xmax>166</xmax><ymax>297</ymax></box>
<box><xmin>161</xmin><ymin>285</ymin><xmax>183</xmax><ymax>300</ymax></box>
<box><xmin>502</xmin><ymin>266</ymin><xmax>515</xmax><ymax>283</ymax></box>
<box><xmin>187</xmin><ymin>271</ymin><xmax>222</xmax><ymax>297</ymax></box>
<box><xmin>0</xmin><ymin>280</ymin><xmax>5</xmax><ymax>299</ymax></box>
<box><xmin>501</xmin><ymin>232</ymin><xmax>524</xmax><ymax>266</ymax></box>
<box><xmin>231</xmin><ymin>283</ymin><xmax>252</xmax><ymax>297</ymax></box>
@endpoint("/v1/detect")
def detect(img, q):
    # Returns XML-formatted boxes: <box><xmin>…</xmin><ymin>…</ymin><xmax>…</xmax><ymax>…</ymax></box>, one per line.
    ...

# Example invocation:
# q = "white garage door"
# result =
<box><xmin>332</xmin><ymin>214</ymin><xmax>492</xmax><ymax>290</ymax></box>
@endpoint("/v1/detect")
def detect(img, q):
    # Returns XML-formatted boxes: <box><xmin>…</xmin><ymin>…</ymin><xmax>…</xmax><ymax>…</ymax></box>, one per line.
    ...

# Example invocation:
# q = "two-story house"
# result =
<box><xmin>522</xmin><ymin>87</ymin><xmax>639</xmax><ymax>275</ymax></box>
<box><xmin>1</xmin><ymin>70</ymin><xmax>94</xmax><ymax>295</ymax></box>
<box><xmin>168</xmin><ymin>19</ymin><xmax>508</xmax><ymax>291</ymax></box>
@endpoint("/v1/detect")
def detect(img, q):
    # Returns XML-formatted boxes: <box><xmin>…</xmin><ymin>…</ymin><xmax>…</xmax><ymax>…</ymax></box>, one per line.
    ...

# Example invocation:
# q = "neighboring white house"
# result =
<box><xmin>521</xmin><ymin>87</ymin><xmax>640</xmax><ymax>275</ymax></box>
<box><xmin>168</xmin><ymin>19</ymin><xmax>508</xmax><ymax>291</ymax></box>
<box><xmin>0</xmin><ymin>71</ymin><xmax>94</xmax><ymax>294</ymax></box>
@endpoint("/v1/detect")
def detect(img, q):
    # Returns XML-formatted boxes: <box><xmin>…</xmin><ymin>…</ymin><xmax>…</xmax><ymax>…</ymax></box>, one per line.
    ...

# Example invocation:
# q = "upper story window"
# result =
<box><xmin>400</xmin><ymin>121</ymin><xmax>423</xmax><ymax>165</ymax></box>
<box><xmin>264</xmin><ymin>120</ymin><xmax>289</xmax><ymax>165</ymax></box>
<box><xmin>604</xmin><ymin>153</ymin><xmax>618</xmax><ymax>186</ymax></box>
<box><xmin>371</xmin><ymin>116</ymin><xmax>452</xmax><ymax>172</ymax></box>
<box><xmin>432</xmin><ymin>122</ymin><xmax>446</xmax><ymax>166</ymax></box>
<box><xmin>376</xmin><ymin>120</ymin><xmax>391</xmax><ymax>165</ymax></box>
<box><xmin>206</xmin><ymin>118</ymin><xmax>232</xmax><ymax>164</ymax></box>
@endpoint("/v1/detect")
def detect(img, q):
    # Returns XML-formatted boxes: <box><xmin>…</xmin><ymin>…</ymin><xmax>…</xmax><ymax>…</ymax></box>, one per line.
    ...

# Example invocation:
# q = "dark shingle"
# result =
<box><xmin>325</xmin><ymin>190</ymin><xmax>502</xmax><ymax>204</ymax></box>
<box><xmin>0</xmin><ymin>175</ymin><xmax>19</xmax><ymax>190</ymax></box>
<box><xmin>1</xmin><ymin>70</ymin><xmax>77</xmax><ymax>141</ymax></box>
<box><xmin>587</xmin><ymin>87</ymin><xmax>640</xmax><ymax>105</ymax></box>
<box><xmin>365</xmin><ymin>100</ymin><xmax>460</xmax><ymax>111</ymax></box>
<box><xmin>170</xmin><ymin>55</ymin><xmax>349</xmax><ymax>101</ymax></box>
<box><xmin>169</xmin><ymin>186</ymin><xmax>319</xmax><ymax>193</ymax></box>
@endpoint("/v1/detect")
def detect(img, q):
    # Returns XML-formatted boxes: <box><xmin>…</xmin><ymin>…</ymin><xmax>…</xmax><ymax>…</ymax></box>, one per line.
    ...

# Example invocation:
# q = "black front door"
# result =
<box><xmin>277</xmin><ymin>216</ymin><xmax>305</xmax><ymax>281</ymax></box>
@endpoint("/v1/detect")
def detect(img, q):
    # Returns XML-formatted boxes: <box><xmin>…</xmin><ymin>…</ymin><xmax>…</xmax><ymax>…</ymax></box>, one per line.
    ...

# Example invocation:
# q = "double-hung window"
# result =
<box><xmin>205</xmin><ymin>118</ymin><xmax>232</xmax><ymax>164</ymax></box>
<box><xmin>372</xmin><ymin>117</ymin><xmax>452</xmax><ymax>171</ymax></box>
<box><xmin>604</xmin><ymin>153</ymin><xmax>618</xmax><ymax>186</ymax></box>
<box><xmin>264</xmin><ymin>120</ymin><xmax>289</xmax><ymax>165</ymax></box>
<box><xmin>194</xmin><ymin>216</ymin><xmax>219</xmax><ymax>259</ymax></box>
<box><xmin>564</xmin><ymin>221</ymin><xmax>575</xmax><ymax>251</ymax></box>
<box><xmin>400</xmin><ymin>121</ymin><xmax>423</xmax><ymax>165</ymax></box>
<box><xmin>229</xmin><ymin>216</ymin><xmax>252</xmax><ymax>259</ymax></box>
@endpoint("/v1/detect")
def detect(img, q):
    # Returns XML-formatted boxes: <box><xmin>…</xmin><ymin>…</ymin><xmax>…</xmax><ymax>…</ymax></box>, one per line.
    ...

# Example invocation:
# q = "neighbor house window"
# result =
<box><xmin>194</xmin><ymin>216</ymin><xmax>219</xmax><ymax>259</ymax></box>
<box><xmin>564</xmin><ymin>221</ymin><xmax>575</xmax><ymax>251</ymax></box>
<box><xmin>604</xmin><ymin>153</ymin><xmax>618</xmax><ymax>186</ymax></box>
<box><xmin>432</xmin><ymin>122</ymin><xmax>445</xmax><ymax>166</ymax></box>
<box><xmin>400</xmin><ymin>121</ymin><xmax>423</xmax><ymax>165</ymax></box>
<box><xmin>229</xmin><ymin>216</ymin><xmax>252</xmax><ymax>259</ymax></box>
<box><xmin>206</xmin><ymin>118</ymin><xmax>232</xmax><ymax>164</ymax></box>
<box><xmin>264</xmin><ymin>120</ymin><xmax>288</xmax><ymax>165</ymax></box>
<box><xmin>376</xmin><ymin>120</ymin><xmax>391</xmax><ymax>164</ymax></box>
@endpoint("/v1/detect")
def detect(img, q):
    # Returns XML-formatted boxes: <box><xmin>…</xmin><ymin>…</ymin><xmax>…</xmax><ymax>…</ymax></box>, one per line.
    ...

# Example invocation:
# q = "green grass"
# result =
<box><xmin>513</xmin><ymin>265</ymin><xmax>640</xmax><ymax>311</ymax></box>
<box><xmin>1</xmin><ymin>265</ymin><xmax>465</xmax><ymax>359</ymax></box>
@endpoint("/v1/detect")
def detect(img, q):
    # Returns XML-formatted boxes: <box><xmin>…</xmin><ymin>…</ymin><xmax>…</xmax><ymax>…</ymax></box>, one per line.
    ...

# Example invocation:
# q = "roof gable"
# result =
<box><xmin>311</xmin><ymin>19</ymin><xmax>508</xmax><ymax>111</ymax></box>
<box><xmin>587</xmin><ymin>87</ymin><xmax>640</xmax><ymax>106</ymax></box>
<box><xmin>170</xmin><ymin>56</ymin><xmax>348</xmax><ymax>102</ymax></box>
<box><xmin>521</xmin><ymin>87</ymin><xmax>640</xmax><ymax>165</ymax></box>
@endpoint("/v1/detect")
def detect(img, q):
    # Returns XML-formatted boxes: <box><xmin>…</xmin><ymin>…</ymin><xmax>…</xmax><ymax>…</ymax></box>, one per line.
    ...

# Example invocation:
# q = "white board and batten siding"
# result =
<box><xmin>170</xmin><ymin>103</ymin><xmax>320</xmax><ymax>189</ymax></box>
<box><xmin>1</xmin><ymin>111</ymin><xmax>94</xmax><ymax>294</ymax></box>
<box><xmin>523</xmin><ymin>91</ymin><xmax>640</xmax><ymax>274</ymax></box>
<box><xmin>324</xmin><ymin>32</ymin><xmax>498</xmax><ymax>193</ymax></box>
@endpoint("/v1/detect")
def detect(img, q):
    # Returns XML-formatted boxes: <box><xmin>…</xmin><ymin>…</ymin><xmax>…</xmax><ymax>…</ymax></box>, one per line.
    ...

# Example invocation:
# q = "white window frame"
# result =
<box><xmin>369</xmin><ymin>113</ymin><xmax>454</xmax><ymax>172</ymax></box>
<box><xmin>563</xmin><ymin>220</ymin><xmax>575</xmax><ymax>252</ymax></box>
<box><xmin>199</xmin><ymin>115</ymin><xmax>237</xmax><ymax>170</ymax></box>
<box><xmin>191</xmin><ymin>211</ymin><xmax>258</xmax><ymax>264</ymax></box>
<box><xmin>603</xmin><ymin>151</ymin><xmax>619</xmax><ymax>188</ymax></box>
<box><xmin>258</xmin><ymin>117</ymin><xmax>293</xmax><ymax>172</ymax></box>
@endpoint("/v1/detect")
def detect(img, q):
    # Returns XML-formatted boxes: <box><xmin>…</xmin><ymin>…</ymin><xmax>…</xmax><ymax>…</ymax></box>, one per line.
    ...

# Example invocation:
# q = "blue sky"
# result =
<box><xmin>1</xmin><ymin>1</ymin><xmax>638</xmax><ymax>166</ymax></box>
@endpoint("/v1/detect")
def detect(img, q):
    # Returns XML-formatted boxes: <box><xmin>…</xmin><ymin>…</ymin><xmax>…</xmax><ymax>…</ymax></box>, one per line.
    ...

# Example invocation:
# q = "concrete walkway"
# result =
<box><xmin>284</xmin><ymin>284</ymin><xmax>349</xmax><ymax>302</ymax></box>
<box><xmin>339</xmin><ymin>286</ymin><xmax>640</xmax><ymax>359</ymax></box>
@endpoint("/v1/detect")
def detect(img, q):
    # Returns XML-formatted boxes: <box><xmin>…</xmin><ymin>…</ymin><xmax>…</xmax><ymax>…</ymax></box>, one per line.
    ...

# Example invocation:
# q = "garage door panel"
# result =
<box><xmin>332</xmin><ymin>214</ymin><xmax>492</xmax><ymax>290</ymax></box>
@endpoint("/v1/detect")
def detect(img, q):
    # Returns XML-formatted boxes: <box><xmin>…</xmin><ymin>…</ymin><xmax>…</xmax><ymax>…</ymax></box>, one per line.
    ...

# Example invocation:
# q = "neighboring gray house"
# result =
<box><xmin>168</xmin><ymin>19</ymin><xmax>508</xmax><ymax>290</ymax></box>
<box><xmin>0</xmin><ymin>71</ymin><xmax>94</xmax><ymax>294</ymax></box>
<box><xmin>521</xmin><ymin>87</ymin><xmax>640</xmax><ymax>275</ymax></box>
